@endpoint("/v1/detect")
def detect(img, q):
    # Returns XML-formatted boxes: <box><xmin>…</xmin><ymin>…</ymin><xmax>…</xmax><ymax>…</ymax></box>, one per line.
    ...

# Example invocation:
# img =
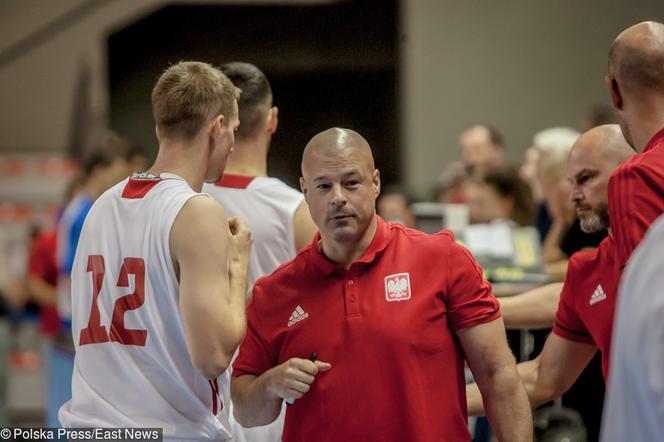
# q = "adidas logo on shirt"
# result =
<box><xmin>287</xmin><ymin>305</ymin><xmax>310</xmax><ymax>327</ymax></box>
<box><xmin>589</xmin><ymin>284</ymin><xmax>607</xmax><ymax>305</ymax></box>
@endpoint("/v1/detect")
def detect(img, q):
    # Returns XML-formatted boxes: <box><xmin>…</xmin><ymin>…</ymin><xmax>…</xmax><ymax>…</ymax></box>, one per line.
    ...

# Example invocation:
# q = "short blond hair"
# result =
<box><xmin>152</xmin><ymin>61</ymin><xmax>240</xmax><ymax>139</ymax></box>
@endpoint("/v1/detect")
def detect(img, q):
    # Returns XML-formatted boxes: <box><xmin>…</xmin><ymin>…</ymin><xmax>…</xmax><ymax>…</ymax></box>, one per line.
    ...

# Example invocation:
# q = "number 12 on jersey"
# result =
<box><xmin>80</xmin><ymin>255</ymin><xmax>148</xmax><ymax>346</ymax></box>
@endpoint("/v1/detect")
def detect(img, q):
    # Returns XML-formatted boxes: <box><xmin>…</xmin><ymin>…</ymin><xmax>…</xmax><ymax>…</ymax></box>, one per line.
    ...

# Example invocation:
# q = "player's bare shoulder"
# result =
<box><xmin>170</xmin><ymin>195</ymin><xmax>229</xmax><ymax>270</ymax></box>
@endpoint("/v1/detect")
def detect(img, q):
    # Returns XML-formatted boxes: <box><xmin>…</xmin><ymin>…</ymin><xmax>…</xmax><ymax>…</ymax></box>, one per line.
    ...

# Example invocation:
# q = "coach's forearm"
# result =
<box><xmin>231</xmin><ymin>374</ymin><xmax>282</xmax><ymax>427</ymax></box>
<box><xmin>481</xmin><ymin>366</ymin><xmax>533</xmax><ymax>442</ymax></box>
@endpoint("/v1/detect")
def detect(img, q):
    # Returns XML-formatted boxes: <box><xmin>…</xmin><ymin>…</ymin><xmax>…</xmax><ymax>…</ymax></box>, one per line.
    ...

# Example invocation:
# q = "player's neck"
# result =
<box><xmin>224</xmin><ymin>137</ymin><xmax>269</xmax><ymax>176</ymax></box>
<box><xmin>320</xmin><ymin>216</ymin><xmax>378</xmax><ymax>269</ymax></box>
<box><xmin>149</xmin><ymin>139</ymin><xmax>208</xmax><ymax>192</ymax></box>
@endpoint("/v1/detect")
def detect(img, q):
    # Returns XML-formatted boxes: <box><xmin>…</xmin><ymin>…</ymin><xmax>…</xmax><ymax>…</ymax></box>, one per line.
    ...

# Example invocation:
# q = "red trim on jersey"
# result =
<box><xmin>214</xmin><ymin>174</ymin><xmax>255</xmax><ymax>189</ymax></box>
<box><xmin>121</xmin><ymin>178</ymin><xmax>162</xmax><ymax>199</ymax></box>
<box><xmin>209</xmin><ymin>380</ymin><xmax>217</xmax><ymax>415</ymax></box>
<box><xmin>208</xmin><ymin>379</ymin><xmax>223</xmax><ymax>415</ymax></box>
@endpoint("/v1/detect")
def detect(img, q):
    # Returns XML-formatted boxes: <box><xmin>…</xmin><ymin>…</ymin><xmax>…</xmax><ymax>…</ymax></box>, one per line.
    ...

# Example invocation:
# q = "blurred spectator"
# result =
<box><xmin>526</xmin><ymin>127</ymin><xmax>580</xmax><ymax>246</ymax></box>
<box><xmin>466</xmin><ymin>165</ymin><xmax>534</xmax><ymax>227</ymax></box>
<box><xmin>377</xmin><ymin>185</ymin><xmax>415</xmax><ymax>227</ymax></box>
<box><xmin>437</xmin><ymin>161</ymin><xmax>467</xmax><ymax>203</ymax></box>
<box><xmin>125</xmin><ymin>145</ymin><xmax>148</xmax><ymax>173</ymax></box>
<box><xmin>26</xmin><ymin>228</ymin><xmax>58</xmax><ymax>338</ymax></box>
<box><xmin>519</xmin><ymin>147</ymin><xmax>543</xmax><ymax>203</ymax></box>
<box><xmin>27</xmin><ymin>176</ymin><xmax>83</xmax><ymax>339</ymax></box>
<box><xmin>459</xmin><ymin>123</ymin><xmax>505</xmax><ymax>177</ymax></box>
<box><xmin>578</xmin><ymin>103</ymin><xmax>617</xmax><ymax>133</ymax></box>
<box><xmin>437</xmin><ymin>123</ymin><xmax>506</xmax><ymax>204</ymax></box>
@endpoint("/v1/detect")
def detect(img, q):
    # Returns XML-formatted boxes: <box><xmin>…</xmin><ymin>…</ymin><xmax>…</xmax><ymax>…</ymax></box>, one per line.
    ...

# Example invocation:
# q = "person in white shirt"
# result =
<box><xmin>203</xmin><ymin>61</ymin><xmax>317</xmax><ymax>442</ymax></box>
<box><xmin>601</xmin><ymin>214</ymin><xmax>664</xmax><ymax>441</ymax></box>
<box><xmin>59</xmin><ymin>61</ymin><xmax>252</xmax><ymax>441</ymax></box>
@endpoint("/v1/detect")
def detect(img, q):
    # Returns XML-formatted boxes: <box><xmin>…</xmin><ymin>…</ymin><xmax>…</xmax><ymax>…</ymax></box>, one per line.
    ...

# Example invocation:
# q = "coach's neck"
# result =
<box><xmin>320</xmin><ymin>215</ymin><xmax>378</xmax><ymax>270</ymax></box>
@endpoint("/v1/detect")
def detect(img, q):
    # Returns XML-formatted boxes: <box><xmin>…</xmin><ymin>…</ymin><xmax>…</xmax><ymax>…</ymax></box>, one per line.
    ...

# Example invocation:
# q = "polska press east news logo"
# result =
<box><xmin>1</xmin><ymin>428</ymin><xmax>162</xmax><ymax>441</ymax></box>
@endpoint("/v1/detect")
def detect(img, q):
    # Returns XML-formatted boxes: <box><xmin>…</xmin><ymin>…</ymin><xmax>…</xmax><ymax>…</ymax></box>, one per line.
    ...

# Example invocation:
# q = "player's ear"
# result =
<box><xmin>267</xmin><ymin>106</ymin><xmax>278</xmax><ymax>134</ymax></box>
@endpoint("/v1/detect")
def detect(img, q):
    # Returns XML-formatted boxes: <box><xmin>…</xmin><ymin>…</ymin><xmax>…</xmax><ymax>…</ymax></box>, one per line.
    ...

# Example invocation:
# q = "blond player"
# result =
<box><xmin>59</xmin><ymin>61</ymin><xmax>251</xmax><ymax>441</ymax></box>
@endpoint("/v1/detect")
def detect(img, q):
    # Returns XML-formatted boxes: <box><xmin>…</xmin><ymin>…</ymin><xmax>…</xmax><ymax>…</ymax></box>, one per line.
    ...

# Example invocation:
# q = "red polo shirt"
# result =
<box><xmin>233</xmin><ymin>217</ymin><xmax>500</xmax><ymax>442</ymax></box>
<box><xmin>608</xmin><ymin>126</ymin><xmax>664</xmax><ymax>271</ymax></box>
<box><xmin>552</xmin><ymin>237</ymin><xmax>617</xmax><ymax>378</ymax></box>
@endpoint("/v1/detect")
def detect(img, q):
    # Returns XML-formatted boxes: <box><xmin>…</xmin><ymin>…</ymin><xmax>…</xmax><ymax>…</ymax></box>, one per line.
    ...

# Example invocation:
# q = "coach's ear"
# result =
<box><xmin>299</xmin><ymin>176</ymin><xmax>307</xmax><ymax>197</ymax></box>
<box><xmin>372</xmin><ymin>169</ymin><xmax>381</xmax><ymax>199</ymax></box>
<box><xmin>605</xmin><ymin>75</ymin><xmax>623</xmax><ymax>111</ymax></box>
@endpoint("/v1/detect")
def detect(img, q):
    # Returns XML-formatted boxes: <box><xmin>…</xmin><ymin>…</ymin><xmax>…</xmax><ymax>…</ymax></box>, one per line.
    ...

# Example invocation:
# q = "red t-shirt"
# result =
<box><xmin>552</xmin><ymin>236</ymin><xmax>618</xmax><ymax>378</ymax></box>
<box><xmin>608</xmin><ymin>126</ymin><xmax>664</xmax><ymax>271</ymax></box>
<box><xmin>233</xmin><ymin>217</ymin><xmax>500</xmax><ymax>442</ymax></box>
<box><xmin>27</xmin><ymin>228</ymin><xmax>60</xmax><ymax>337</ymax></box>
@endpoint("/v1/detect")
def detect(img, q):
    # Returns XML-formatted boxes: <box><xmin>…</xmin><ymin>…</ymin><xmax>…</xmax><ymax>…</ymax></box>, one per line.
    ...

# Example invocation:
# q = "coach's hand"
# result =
<box><xmin>265</xmin><ymin>357</ymin><xmax>331</xmax><ymax>401</ymax></box>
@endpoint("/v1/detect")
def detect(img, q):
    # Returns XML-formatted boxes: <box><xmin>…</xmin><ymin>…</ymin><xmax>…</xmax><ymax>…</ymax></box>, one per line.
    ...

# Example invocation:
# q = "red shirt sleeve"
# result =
<box><xmin>552</xmin><ymin>255</ymin><xmax>593</xmax><ymax>344</ymax></box>
<box><xmin>232</xmin><ymin>283</ymin><xmax>277</xmax><ymax>378</ymax></box>
<box><xmin>609</xmin><ymin>163</ymin><xmax>663</xmax><ymax>271</ymax></box>
<box><xmin>443</xmin><ymin>238</ymin><xmax>501</xmax><ymax>331</ymax></box>
<box><xmin>28</xmin><ymin>231</ymin><xmax>57</xmax><ymax>285</ymax></box>
<box><xmin>28</xmin><ymin>238</ymin><xmax>47</xmax><ymax>276</ymax></box>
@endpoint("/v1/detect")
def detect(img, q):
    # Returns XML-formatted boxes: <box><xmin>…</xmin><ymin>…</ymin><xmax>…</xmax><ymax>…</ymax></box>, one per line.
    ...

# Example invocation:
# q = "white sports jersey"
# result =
<box><xmin>204</xmin><ymin>174</ymin><xmax>305</xmax><ymax>286</ymax></box>
<box><xmin>59</xmin><ymin>174</ymin><xmax>232</xmax><ymax>441</ymax></box>
<box><xmin>601</xmin><ymin>214</ymin><xmax>664</xmax><ymax>442</ymax></box>
<box><xmin>204</xmin><ymin>174</ymin><xmax>305</xmax><ymax>442</ymax></box>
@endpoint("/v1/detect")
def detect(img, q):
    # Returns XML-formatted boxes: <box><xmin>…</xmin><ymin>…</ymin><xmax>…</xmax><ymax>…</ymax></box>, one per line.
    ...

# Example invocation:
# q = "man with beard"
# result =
<box><xmin>466</xmin><ymin>125</ymin><xmax>633</xmax><ymax>417</ymax></box>
<box><xmin>231</xmin><ymin>127</ymin><xmax>531</xmax><ymax>442</ymax></box>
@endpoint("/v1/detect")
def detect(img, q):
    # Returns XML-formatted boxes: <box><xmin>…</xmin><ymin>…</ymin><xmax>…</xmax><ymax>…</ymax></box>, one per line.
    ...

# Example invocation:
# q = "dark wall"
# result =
<box><xmin>108</xmin><ymin>1</ymin><xmax>398</xmax><ymax>188</ymax></box>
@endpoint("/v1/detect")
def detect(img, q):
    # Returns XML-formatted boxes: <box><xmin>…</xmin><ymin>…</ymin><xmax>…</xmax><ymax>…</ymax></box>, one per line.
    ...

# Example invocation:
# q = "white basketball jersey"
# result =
<box><xmin>204</xmin><ymin>174</ymin><xmax>304</xmax><ymax>286</ymax></box>
<box><xmin>204</xmin><ymin>174</ymin><xmax>305</xmax><ymax>442</ymax></box>
<box><xmin>59</xmin><ymin>174</ymin><xmax>232</xmax><ymax>441</ymax></box>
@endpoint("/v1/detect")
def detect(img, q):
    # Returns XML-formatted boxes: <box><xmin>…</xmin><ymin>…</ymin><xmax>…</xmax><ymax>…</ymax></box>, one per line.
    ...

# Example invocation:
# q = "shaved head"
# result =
<box><xmin>570</xmin><ymin>124</ymin><xmax>633</xmax><ymax>167</ymax></box>
<box><xmin>301</xmin><ymin>127</ymin><xmax>375</xmax><ymax>178</ymax></box>
<box><xmin>609</xmin><ymin>21</ymin><xmax>664</xmax><ymax>94</ymax></box>
<box><xmin>567</xmin><ymin>124</ymin><xmax>633</xmax><ymax>233</ymax></box>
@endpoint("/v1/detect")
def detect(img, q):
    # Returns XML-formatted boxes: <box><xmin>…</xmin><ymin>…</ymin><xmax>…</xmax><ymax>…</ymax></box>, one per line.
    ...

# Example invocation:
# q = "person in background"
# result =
<box><xmin>468</xmin><ymin>124</ymin><xmax>633</xmax><ymax>442</ymax></box>
<box><xmin>202</xmin><ymin>61</ymin><xmax>317</xmax><ymax>442</ymax></box>
<box><xmin>459</xmin><ymin>123</ymin><xmax>505</xmax><ymax>177</ymax></box>
<box><xmin>437</xmin><ymin>124</ymin><xmax>506</xmax><ymax>204</ymax></box>
<box><xmin>465</xmin><ymin>165</ymin><xmax>534</xmax><ymax>227</ymax></box>
<box><xmin>522</xmin><ymin>127</ymin><xmax>580</xmax><ymax>245</ymax></box>
<box><xmin>125</xmin><ymin>145</ymin><xmax>148</xmax><ymax>173</ymax></box>
<box><xmin>578</xmin><ymin>104</ymin><xmax>617</xmax><ymax>133</ymax></box>
<box><xmin>600</xmin><ymin>20</ymin><xmax>664</xmax><ymax>440</ymax></box>
<box><xmin>376</xmin><ymin>185</ymin><xmax>415</xmax><ymax>228</ymax></box>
